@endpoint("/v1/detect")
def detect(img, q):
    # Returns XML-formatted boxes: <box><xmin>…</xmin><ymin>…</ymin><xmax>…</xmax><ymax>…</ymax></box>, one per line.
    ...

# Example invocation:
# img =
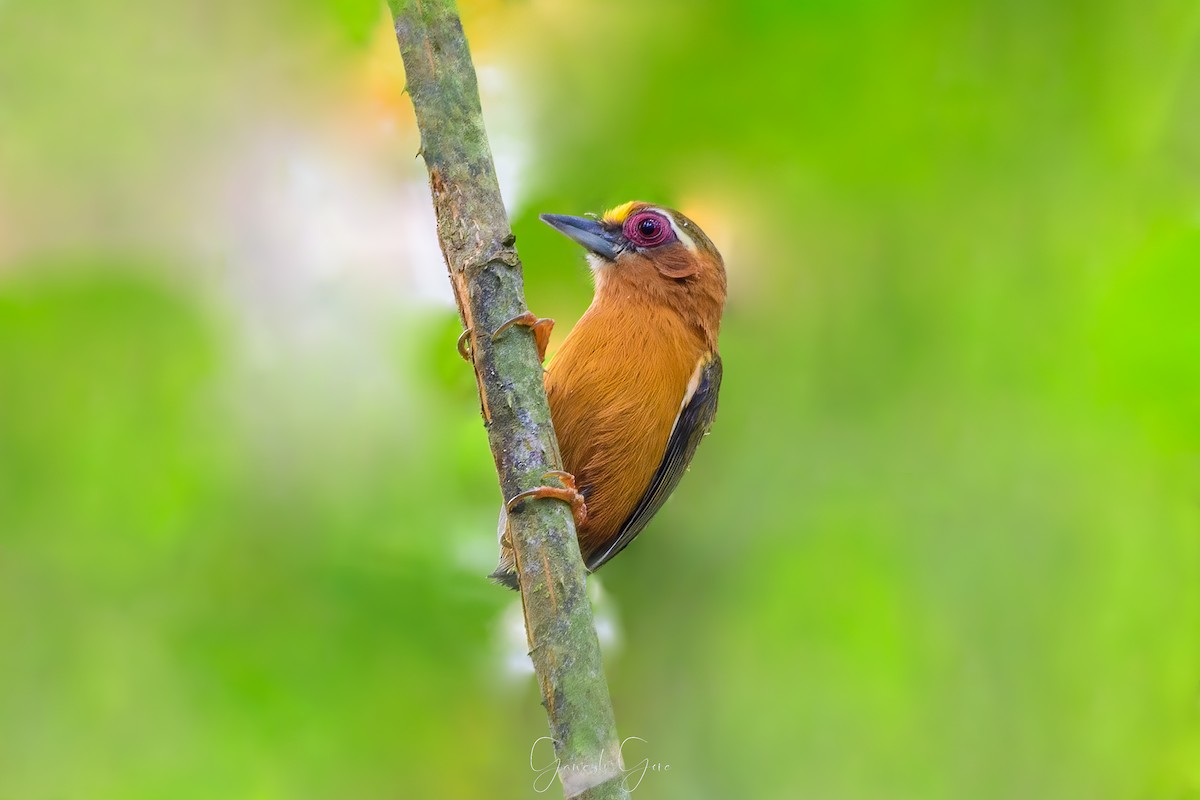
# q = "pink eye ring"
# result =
<box><xmin>624</xmin><ymin>211</ymin><xmax>674</xmax><ymax>248</ymax></box>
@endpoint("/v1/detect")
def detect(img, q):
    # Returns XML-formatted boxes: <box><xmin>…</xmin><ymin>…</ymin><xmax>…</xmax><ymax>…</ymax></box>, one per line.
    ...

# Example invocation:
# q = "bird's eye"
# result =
<box><xmin>624</xmin><ymin>211</ymin><xmax>674</xmax><ymax>248</ymax></box>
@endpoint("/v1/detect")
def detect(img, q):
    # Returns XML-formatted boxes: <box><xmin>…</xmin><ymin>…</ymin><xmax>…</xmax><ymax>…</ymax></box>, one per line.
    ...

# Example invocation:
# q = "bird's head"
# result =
<box><xmin>540</xmin><ymin>201</ymin><xmax>726</xmax><ymax>341</ymax></box>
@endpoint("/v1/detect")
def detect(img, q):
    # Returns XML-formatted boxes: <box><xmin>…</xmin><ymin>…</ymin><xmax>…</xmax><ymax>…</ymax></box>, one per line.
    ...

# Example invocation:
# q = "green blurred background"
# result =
<box><xmin>2</xmin><ymin>0</ymin><xmax>1199</xmax><ymax>797</ymax></box>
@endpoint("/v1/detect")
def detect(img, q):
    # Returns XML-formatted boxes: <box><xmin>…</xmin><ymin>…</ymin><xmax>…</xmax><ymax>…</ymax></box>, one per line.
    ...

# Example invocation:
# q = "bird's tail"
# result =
<box><xmin>490</xmin><ymin>504</ymin><xmax>520</xmax><ymax>590</ymax></box>
<box><xmin>488</xmin><ymin>563</ymin><xmax>519</xmax><ymax>590</ymax></box>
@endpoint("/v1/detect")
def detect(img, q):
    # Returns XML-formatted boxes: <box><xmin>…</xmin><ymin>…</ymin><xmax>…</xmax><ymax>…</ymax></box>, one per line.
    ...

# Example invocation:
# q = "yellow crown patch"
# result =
<box><xmin>601</xmin><ymin>201</ymin><xmax>642</xmax><ymax>225</ymax></box>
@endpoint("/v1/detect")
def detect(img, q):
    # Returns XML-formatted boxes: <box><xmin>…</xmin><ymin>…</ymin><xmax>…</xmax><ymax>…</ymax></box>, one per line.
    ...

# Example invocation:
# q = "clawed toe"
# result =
<box><xmin>456</xmin><ymin>328</ymin><xmax>473</xmax><ymax>361</ymax></box>
<box><xmin>492</xmin><ymin>312</ymin><xmax>555</xmax><ymax>363</ymax></box>
<box><xmin>505</xmin><ymin>471</ymin><xmax>587</xmax><ymax>529</ymax></box>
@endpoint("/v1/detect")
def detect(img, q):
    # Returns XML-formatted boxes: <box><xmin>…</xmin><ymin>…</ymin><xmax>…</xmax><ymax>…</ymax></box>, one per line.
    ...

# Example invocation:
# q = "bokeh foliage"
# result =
<box><xmin>1</xmin><ymin>0</ymin><xmax>1198</xmax><ymax>798</ymax></box>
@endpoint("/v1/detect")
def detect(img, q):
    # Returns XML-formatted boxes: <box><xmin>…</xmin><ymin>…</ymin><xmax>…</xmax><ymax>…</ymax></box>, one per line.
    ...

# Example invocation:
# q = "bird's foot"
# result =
<box><xmin>456</xmin><ymin>327</ymin><xmax>474</xmax><ymax>362</ymax></box>
<box><xmin>506</xmin><ymin>470</ymin><xmax>587</xmax><ymax>530</ymax></box>
<box><xmin>493</xmin><ymin>312</ymin><xmax>554</xmax><ymax>363</ymax></box>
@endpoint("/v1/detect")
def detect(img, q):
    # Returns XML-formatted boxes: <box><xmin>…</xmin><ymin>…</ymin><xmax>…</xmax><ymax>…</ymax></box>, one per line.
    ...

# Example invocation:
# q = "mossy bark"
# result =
<box><xmin>390</xmin><ymin>2</ymin><xmax>630</xmax><ymax>798</ymax></box>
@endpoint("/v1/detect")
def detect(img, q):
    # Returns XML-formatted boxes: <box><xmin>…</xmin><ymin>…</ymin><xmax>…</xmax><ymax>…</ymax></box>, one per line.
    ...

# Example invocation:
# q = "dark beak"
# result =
<box><xmin>539</xmin><ymin>213</ymin><xmax>624</xmax><ymax>261</ymax></box>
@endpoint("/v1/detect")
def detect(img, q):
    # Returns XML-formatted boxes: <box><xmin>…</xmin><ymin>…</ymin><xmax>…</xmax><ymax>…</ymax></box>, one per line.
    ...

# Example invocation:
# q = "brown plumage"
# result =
<box><xmin>492</xmin><ymin>202</ymin><xmax>726</xmax><ymax>588</ymax></box>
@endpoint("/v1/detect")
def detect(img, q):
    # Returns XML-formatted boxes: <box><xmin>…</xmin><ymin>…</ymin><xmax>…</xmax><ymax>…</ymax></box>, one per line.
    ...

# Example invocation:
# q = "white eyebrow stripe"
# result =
<box><xmin>653</xmin><ymin>207</ymin><xmax>698</xmax><ymax>253</ymax></box>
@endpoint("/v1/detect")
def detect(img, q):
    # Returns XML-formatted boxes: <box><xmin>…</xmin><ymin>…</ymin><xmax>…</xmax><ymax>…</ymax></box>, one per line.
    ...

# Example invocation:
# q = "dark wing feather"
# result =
<box><xmin>585</xmin><ymin>353</ymin><xmax>723</xmax><ymax>571</ymax></box>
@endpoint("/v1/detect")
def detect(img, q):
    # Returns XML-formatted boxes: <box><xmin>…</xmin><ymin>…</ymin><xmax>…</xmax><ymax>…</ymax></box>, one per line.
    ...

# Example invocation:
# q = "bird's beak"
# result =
<box><xmin>539</xmin><ymin>214</ymin><xmax>624</xmax><ymax>261</ymax></box>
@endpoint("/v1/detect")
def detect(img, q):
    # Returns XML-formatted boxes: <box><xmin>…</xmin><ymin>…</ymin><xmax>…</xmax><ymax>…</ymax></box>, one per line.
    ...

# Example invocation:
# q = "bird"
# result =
<box><xmin>490</xmin><ymin>201</ymin><xmax>726</xmax><ymax>589</ymax></box>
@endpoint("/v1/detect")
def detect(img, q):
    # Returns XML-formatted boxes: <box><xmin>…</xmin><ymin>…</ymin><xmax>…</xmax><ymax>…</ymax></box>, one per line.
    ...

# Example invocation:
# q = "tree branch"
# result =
<box><xmin>389</xmin><ymin>2</ymin><xmax>630</xmax><ymax>798</ymax></box>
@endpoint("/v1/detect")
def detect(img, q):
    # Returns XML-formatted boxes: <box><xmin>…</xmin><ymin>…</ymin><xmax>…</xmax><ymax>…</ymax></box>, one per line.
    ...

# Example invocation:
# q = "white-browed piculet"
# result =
<box><xmin>491</xmin><ymin>201</ymin><xmax>726</xmax><ymax>588</ymax></box>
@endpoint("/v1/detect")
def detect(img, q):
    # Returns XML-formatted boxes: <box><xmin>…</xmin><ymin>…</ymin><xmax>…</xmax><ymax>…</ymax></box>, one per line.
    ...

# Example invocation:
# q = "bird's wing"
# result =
<box><xmin>585</xmin><ymin>352</ymin><xmax>723</xmax><ymax>572</ymax></box>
